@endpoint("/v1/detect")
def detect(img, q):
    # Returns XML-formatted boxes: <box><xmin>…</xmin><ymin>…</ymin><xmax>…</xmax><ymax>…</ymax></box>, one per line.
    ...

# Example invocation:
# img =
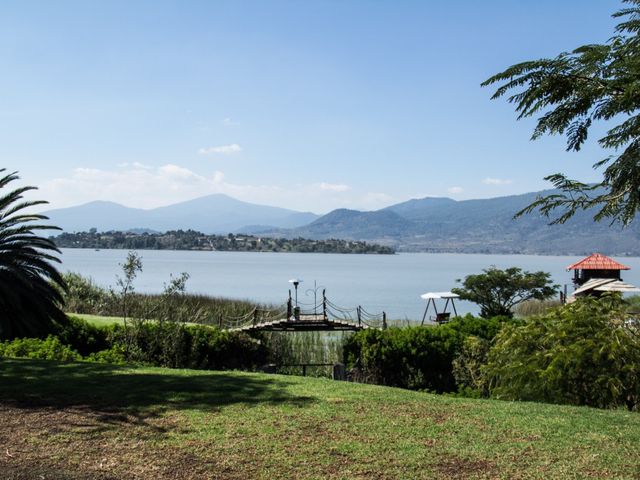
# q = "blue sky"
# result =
<box><xmin>0</xmin><ymin>0</ymin><xmax>622</xmax><ymax>213</ymax></box>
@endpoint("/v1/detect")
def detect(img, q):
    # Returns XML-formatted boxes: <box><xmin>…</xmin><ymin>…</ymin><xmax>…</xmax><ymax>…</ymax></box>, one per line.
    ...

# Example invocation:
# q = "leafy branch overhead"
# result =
<box><xmin>482</xmin><ymin>0</ymin><xmax>640</xmax><ymax>225</ymax></box>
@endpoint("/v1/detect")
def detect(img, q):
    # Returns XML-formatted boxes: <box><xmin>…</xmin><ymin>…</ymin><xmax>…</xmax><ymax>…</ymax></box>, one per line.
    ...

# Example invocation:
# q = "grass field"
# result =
<box><xmin>70</xmin><ymin>313</ymin><xmax>207</xmax><ymax>329</ymax></box>
<box><xmin>71</xmin><ymin>313</ymin><xmax>126</xmax><ymax>327</ymax></box>
<box><xmin>0</xmin><ymin>358</ymin><xmax>638</xmax><ymax>479</ymax></box>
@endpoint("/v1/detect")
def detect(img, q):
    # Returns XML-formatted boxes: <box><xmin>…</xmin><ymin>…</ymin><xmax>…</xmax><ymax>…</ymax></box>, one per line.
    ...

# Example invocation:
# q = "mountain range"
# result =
<box><xmin>44</xmin><ymin>191</ymin><xmax>640</xmax><ymax>255</ymax></box>
<box><xmin>44</xmin><ymin>195</ymin><xmax>319</xmax><ymax>234</ymax></box>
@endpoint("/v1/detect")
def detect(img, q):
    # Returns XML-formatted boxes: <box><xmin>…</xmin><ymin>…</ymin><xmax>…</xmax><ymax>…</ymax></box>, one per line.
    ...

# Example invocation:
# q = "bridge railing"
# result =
<box><xmin>218</xmin><ymin>290</ymin><xmax>386</xmax><ymax>330</ymax></box>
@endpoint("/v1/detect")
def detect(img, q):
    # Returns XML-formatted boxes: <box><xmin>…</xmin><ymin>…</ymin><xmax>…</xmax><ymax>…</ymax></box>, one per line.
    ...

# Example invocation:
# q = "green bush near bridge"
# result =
<box><xmin>343</xmin><ymin>315</ymin><xmax>511</xmax><ymax>392</ymax></box>
<box><xmin>0</xmin><ymin>315</ymin><xmax>268</xmax><ymax>371</ymax></box>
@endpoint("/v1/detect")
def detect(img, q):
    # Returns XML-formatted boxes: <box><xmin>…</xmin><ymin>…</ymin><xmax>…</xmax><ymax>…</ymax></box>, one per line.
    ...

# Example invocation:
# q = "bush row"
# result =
<box><xmin>346</xmin><ymin>297</ymin><xmax>640</xmax><ymax>411</ymax></box>
<box><xmin>343</xmin><ymin>315</ymin><xmax>510</xmax><ymax>392</ymax></box>
<box><xmin>0</xmin><ymin>315</ymin><xmax>268</xmax><ymax>371</ymax></box>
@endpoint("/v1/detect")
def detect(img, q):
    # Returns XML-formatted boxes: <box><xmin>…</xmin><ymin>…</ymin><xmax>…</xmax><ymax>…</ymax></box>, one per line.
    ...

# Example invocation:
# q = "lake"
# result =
<box><xmin>59</xmin><ymin>249</ymin><xmax>640</xmax><ymax>320</ymax></box>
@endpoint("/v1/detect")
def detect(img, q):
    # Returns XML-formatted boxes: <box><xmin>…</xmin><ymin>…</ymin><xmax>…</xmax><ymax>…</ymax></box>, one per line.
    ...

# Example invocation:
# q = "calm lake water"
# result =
<box><xmin>59</xmin><ymin>249</ymin><xmax>640</xmax><ymax>320</ymax></box>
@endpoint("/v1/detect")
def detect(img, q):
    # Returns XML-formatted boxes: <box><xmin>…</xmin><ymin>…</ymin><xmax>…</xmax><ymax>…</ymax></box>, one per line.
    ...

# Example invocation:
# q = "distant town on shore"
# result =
<box><xmin>52</xmin><ymin>230</ymin><xmax>395</xmax><ymax>254</ymax></box>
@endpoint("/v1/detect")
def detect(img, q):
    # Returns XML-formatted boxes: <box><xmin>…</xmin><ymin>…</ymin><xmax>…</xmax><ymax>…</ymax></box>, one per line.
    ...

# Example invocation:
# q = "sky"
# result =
<box><xmin>0</xmin><ymin>0</ymin><xmax>623</xmax><ymax>214</ymax></box>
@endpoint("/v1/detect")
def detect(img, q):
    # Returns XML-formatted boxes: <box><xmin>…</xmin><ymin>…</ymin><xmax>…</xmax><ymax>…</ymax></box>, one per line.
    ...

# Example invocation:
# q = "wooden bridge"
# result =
<box><xmin>221</xmin><ymin>290</ymin><xmax>387</xmax><ymax>332</ymax></box>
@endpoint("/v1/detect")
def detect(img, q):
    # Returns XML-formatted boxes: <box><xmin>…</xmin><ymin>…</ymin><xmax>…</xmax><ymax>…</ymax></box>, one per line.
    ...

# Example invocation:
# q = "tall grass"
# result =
<box><xmin>263</xmin><ymin>331</ymin><xmax>350</xmax><ymax>377</ymax></box>
<box><xmin>62</xmin><ymin>271</ymin><xmax>275</xmax><ymax>325</ymax></box>
<box><xmin>513</xmin><ymin>298</ymin><xmax>562</xmax><ymax>317</ymax></box>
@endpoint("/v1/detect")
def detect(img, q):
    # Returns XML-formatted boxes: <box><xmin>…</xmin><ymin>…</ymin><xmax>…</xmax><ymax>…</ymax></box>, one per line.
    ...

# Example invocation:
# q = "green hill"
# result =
<box><xmin>1</xmin><ymin>358</ymin><xmax>638</xmax><ymax>479</ymax></box>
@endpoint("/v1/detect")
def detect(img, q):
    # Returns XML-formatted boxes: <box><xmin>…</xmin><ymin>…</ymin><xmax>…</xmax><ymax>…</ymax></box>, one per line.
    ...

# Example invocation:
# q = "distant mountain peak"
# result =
<box><xmin>44</xmin><ymin>194</ymin><xmax>320</xmax><ymax>234</ymax></box>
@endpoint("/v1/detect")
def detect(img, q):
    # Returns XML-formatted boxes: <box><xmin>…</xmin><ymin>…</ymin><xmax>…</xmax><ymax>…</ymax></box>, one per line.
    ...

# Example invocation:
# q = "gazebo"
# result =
<box><xmin>567</xmin><ymin>252</ymin><xmax>630</xmax><ymax>286</ymax></box>
<box><xmin>566</xmin><ymin>253</ymin><xmax>639</xmax><ymax>300</ymax></box>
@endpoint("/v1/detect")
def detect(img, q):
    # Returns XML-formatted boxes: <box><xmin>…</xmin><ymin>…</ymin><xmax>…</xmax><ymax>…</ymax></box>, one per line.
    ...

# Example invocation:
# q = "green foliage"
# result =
<box><xmin>117</xmin><ymin>250</ymin><xmax>143</xmax><ymax>323</ymax></box>
<box><xmin>483</xmin><ymin>0</ymin><xmax>640</xmax><ymax>225</ymax></box>
<box><xmin>0</xmin><ymin>169</ymin><xmax>68</xmax><ymax>340</ymax></box>
<box><xmin>105</xmin><ymin>321</ymin><xmax>268</xmax><ymax>370</ymax></box>
<box><xmin>3</xmin><ymin>313</ymin><xmax>266</xmax><ymax>370</ymax></box>
<box><xmin>0</xmin><ymin>336</ymin><xmax>81</xmax><ymax>361</ymax></box>
<box><xmin>452</xmin><ymin>335</ymin><xmax>490</xmax><ymax>396</ymax></box>
<box><xmin>623</xmin><ymin>293</ymin><xmax>640</xmax><ymax>312</ymax></box>
<box><xmin>452</xmin><ymin>266</ymin><xmax>558</xmax><ymax>318</ymax></box>
<box><xmin>55</xmin><ymin>315</ymin><xmax>110</xmax><ymax>356</ymax></box>
<box><xmin>61</xmin><ymin>272</ymin><xmax>116</xmax><ymax>314</ymax></box>
<box><xmin>484</xmin><ymin>296</ymin><xmax>640</xmax><ymax>410</ymax></box>
<box><xmin>344</xmin><ymin>315</ymin><xmax>510</xmax><ymax>392</ymax></box>
<box><xmin>85</xmin><ymin>345</ymin><xmax>127</xmax><ymax>364</ymax></box>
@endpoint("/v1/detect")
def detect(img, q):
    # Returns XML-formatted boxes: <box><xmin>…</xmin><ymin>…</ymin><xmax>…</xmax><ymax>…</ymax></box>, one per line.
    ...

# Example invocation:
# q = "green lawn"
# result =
<box><xmin>69</xmin><ymin>313</ymin><xmax>210</xmax><ymax>329</ymax></box>
<box><xmin>0</xmin><ymin>358</ymin><xmax>638</xmax><ymax>479</ymax></box>
<box><xmin>70</xmin><ymin>313</ymin><xmax>126</xmax><ymax>327</ymax></box>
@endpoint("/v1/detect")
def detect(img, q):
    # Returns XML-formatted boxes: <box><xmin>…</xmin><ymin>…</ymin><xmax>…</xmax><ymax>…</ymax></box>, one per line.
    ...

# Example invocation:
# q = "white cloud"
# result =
<box><xmin>116</xmin><ymin>162</ymin><xmax>152</xmax><ymax>169</ymax></box>
<box><xmin>158</xmin><ymin>164</ymin><xmax>203</xmax><ymax>180</ymax></box>
<box><xmin>222</xmin><ymin>118</ymin><xmax>240</xmax><ymax>127</ymax></box>
<box><xmin>359</xmin><ymin>192</ymin><xmax>395</xmax><ymax>210</ymax></box>
<box><xmin>318</xmin><ymin>182</ymin><xmax>350</xmax><ymax>192</ymax></box>
<box><xmin>448</xmin><ymin>186</ymin><xmax>464</xmax><ymax>194</ymax></box>
<box><xmin>198</xmin><ymin>144</ymin><xmax>243</xmax><ymax>155</ymax></box>
<box><xmin>212</xmin><ymin>170</ymin><xmax>225</xmax><ymax>183</ymax></box>
<box><xmin>482</xmin><ymin>177</ymin><xmax>512</xmax><ymax>185</ymax></box>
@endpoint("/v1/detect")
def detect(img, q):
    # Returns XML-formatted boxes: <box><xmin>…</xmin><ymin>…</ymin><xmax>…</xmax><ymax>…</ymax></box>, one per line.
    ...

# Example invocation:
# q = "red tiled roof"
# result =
<box><xmin>566</xmin><ymin>253</ymin><xmax>630</xmax><ymax>271</ymax></box>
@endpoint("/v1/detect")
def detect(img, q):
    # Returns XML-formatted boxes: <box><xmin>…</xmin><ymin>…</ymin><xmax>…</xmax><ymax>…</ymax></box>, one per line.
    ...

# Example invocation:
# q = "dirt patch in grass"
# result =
<box><xmin>432</xmin><ymin>456</ymin><xmax>497</xmax><ymax>479</ymax></box>
<box><xmin>0</xmin><ymin>405</ymin><xmax>223</xmax><ymax>480</ymax></box>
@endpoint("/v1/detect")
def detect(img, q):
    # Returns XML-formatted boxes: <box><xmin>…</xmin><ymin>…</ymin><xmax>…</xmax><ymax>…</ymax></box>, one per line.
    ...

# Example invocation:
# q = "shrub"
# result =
<box><xmin>107</xmin><ymin>321</ymin><xmax>267</xmax><ymax>370</ymax></box>
<box><xmin>86</xmin><ymin>345</ymin><xmax>127</xmax><ymax>364</ymax></box>
<box><xmin>344</xmin><ymin>315</ymin><xmax>512</xmax><ymax>392</ymax></box>
<box><xmin>484</xmin><ymin>296</ymin><xmax>640</xmax><ymax>411</ymax></box>
<box><xmin>61</xmin><ymin>272</ymin><xmax>118</xmax><ymax>315</ymax></box>
<box><xmin>55</xmin><ymin>315</ymin><xmax>110</xmax><ymax>356</ymax></box>
<box><xmin>0</xmin><ymin>336</ymin><xmax>81</xmax><ymax>361</ymax></box>
<box><xmin>452</xmin><ymin>335</ymin><xmax>490</xmax><ymax>396</ymax></box>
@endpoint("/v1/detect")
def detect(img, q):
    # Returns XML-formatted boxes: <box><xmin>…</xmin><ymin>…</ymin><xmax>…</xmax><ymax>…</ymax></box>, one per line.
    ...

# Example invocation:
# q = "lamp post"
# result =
<box><xmin>288</xmin><ymin>279</ymin><xmax>302</xmax><ymax>306</ymax></box>
<box><xmin>288</xmin><ymin>279</ymin><xmax>302</xmax><ymax>320</ymax></box>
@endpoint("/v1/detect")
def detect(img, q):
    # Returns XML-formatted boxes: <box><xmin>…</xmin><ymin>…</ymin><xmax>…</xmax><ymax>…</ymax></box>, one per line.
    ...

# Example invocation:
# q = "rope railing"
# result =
<box><xmin>219</xmin><ymin>291</ymin><xmax>387</xmax><ymax>330</ymax></box>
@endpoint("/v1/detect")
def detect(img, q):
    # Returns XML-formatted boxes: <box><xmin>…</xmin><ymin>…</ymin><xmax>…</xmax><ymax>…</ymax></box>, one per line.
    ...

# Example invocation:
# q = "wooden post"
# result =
<box><xmin>357</xmin><ymin>306</ymin><xmax>361</xmax><ymax>326</ymax></box>
<box><xmin>322</xmin><ymin>289</ymin><xmax>327</xmax><ymax>320</ymax></box>
<box><xmin>218</xmin><ymin>314</ymin><xmax>223</xmax><ymax>329</ymax></box>
<box><xmin>382</xmin><ymin>312</ymin><xmax>387</xmax><ymax>330</ymax></box>
<box><xmin>253</xmin><ymin>308</ymin><xmax>258</xmax><ymax>326</ymax></box>
<box><xmin>287</xmin><ymin>291</ymin><xmax>292</xmax><ymax>319</ymax></box>
<box><xmin>302</xmin><ymin>365</ymin><xmax>307</xmax><ymax>377</ymax></box>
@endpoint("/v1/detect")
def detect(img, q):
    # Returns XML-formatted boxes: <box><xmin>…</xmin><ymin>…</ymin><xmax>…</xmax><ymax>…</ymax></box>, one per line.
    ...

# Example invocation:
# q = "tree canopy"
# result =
<box><xmin>482</xmin><ymin>0</ymin><xmax>640</xmax><ymax>226</ymax></box>
<box><xmin>0</xmin><ymin>170</ymin><xmax>67</xmax><ymax>339</ymax></box>
<box><xmin>452</xmin><ymin>267</ymin><xmax>558</xmax><ymax>318</ymax></box>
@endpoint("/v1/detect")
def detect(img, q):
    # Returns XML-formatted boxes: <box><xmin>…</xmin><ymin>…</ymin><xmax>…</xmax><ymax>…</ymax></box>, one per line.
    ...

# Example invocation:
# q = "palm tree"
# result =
<box><xmin>0</xmin><ymin>169</ymin><xmax>67</xmax><ymax>339</ymax></box>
